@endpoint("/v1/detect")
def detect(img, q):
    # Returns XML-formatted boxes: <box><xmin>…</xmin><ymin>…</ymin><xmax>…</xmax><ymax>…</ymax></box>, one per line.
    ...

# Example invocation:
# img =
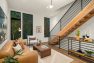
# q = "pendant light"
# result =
<box><xmin>47</xmin><ymin>0</ymin><xmax>54</xmax><ymax>9</ymax></box>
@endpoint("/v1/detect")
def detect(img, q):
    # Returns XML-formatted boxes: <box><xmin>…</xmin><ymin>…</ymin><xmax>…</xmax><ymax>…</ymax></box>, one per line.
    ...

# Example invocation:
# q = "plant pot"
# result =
<box><xmin>76</xmin><ymin>36</ymin><xmax>80</xmax><ymax>41</ymax></box>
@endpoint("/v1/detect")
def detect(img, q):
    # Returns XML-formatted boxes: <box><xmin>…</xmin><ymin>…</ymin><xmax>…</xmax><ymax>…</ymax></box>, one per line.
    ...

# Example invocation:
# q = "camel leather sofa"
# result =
<box><xmin>0</xmin><ymin>40</ymin><xmax>38</xmax><ymax>63</ymax></box>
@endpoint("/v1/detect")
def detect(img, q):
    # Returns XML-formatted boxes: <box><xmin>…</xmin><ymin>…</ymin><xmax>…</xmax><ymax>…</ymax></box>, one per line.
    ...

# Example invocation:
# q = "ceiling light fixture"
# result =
<box><xmin>47</xmin><ymin>0</ymin><xmax>54</xmax><ymax>9</ymax></box>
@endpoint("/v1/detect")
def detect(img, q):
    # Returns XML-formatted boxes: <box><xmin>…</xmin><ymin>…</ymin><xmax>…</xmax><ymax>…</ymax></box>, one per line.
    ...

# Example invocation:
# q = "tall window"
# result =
<box><xmin>11</xmin><ymin>11</ymin><xmax>21</xmax><ymax>40</ymax></box>
<box><xmin>23</xmin><ymin>13</ymin><xmax>33</xmax><ymax>39</ymax></box>
<box><xmin>44</xmin><ymin>17</ymin><xmax>50</xmax><ymax>37</ymax></box>
<box><xmin>11</xmin><ymin>11</ymin><xmax>33</xmax><ymax>39</ymax></box>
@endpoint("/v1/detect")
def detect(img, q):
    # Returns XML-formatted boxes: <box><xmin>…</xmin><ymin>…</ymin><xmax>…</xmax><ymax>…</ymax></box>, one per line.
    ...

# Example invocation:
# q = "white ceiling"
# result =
<box><xmin>7</xmin><ymin>0</ymin><xmax>75</xmax><ymax>17</ymax></box>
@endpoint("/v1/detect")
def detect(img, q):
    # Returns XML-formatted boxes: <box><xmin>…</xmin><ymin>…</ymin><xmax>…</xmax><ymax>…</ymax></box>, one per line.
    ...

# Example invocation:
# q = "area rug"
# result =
<box><xmin>30</xmin><ymin>48</ymin><xmax>73</xmax><ymax>63</ymax></box>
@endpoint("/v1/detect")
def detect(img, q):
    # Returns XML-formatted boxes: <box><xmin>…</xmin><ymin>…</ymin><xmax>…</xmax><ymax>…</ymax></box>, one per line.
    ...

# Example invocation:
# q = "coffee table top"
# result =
<box><xmin>33</xmin><ymin>45</ymin><xmax>51</xmax><ymax>51</ymax></box>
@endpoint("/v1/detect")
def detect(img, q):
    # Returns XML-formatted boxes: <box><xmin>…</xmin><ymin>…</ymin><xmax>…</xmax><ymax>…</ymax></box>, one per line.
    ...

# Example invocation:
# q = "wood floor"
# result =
<box><xmin>42</xmin><ymin>42</ymin><xmax>88</xmax><ymax>63</ymax></box>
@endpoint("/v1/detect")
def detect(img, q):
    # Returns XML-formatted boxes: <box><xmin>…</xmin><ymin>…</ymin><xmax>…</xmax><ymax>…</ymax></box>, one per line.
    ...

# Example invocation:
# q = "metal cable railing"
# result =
<box><xmin>50</xmin><ymin>0</ymin><xmax>92</xmax><ymax>37</ymax></box>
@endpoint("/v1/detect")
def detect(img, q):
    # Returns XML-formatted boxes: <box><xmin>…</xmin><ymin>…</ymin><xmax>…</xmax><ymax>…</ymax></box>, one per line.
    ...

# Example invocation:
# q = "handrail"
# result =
<box><xmin>50</xmin><ymin>0</ymin><xmax>77</xmax><ymax>32</ymax></box>
<box><xmin>50</xmin><ymin>0</ymin><xmax>91</xmax><ymax>36</ymax></box>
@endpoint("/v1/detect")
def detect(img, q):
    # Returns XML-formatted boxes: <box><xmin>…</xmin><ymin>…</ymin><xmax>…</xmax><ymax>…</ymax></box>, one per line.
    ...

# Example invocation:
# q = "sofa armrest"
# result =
<box><xmin>0</xmin><ymin>59</ymin><xmax>4</xmax><ymax>63</ymax></box>
<box><xmin>15</xmin><ymin>51</ymin><xmax>38</xmax><ymax>63</ymax></box>
<box><xmin>0</xmin><ymin>41</ymin><xmax>14</xmax><ymax>59</ymax></box>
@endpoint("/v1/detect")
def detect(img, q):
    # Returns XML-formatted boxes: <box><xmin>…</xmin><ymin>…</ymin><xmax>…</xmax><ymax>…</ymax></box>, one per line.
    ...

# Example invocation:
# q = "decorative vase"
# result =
<box><xmin>82</xmin><ymin>35</ymin><xmax>85</xmax><ymax>39</ymax></box>
<box><xmin>75</xmin><ymin>30</ymin><xmax>80</xmax><ymax>41</ymax></box>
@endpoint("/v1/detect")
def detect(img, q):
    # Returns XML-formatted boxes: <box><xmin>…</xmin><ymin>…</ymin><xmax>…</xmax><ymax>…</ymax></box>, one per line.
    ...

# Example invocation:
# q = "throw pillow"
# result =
<box><xmin>13</xmin><ymin>44</ymin><xmax>23</xmax><ymax>54</ymax></box>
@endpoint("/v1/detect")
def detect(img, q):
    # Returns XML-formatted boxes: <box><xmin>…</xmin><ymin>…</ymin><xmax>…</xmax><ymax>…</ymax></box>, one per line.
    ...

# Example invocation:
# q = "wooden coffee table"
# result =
<box><xmin>33</xmin><ymin>45</ymin><xmax>51</xmax><ymax>58</ymax></box>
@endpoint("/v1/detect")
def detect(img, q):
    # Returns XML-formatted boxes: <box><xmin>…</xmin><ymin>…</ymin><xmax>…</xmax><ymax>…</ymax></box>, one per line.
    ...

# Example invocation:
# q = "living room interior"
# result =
<box><xmin>0</xmin><ymin>0</ymin><xmax>94</xmax><ymax>63</ymax></box>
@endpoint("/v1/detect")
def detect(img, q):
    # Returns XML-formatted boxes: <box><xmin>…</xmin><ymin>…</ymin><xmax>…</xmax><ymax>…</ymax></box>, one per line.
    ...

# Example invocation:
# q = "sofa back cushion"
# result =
<box><xmin>0</xmin><ymin>40</ymin><xmax>14</xmax><ymax>59</ymax></box>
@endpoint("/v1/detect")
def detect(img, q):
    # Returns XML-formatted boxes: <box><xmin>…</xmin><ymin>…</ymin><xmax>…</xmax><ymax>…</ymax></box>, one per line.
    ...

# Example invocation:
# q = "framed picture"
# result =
<box><xmin>36</xmin><ymin>26</ymin><xmax>42</xmax><ymax>33</ymax></box>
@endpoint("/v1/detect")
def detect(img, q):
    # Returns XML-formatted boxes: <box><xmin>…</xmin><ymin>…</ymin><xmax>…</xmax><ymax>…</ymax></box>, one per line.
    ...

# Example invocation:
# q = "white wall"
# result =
<box><xmin>33</xmin><ymin>13</ymin><xmax>48</xmax><ymax>42</ymax></box>
<box><xmin>10</xmin><ymin>2</ymin><xmax>73</xmax><ymax>42</ymax></box>
<box><xmin>50</xmin><ymin>2</ymin><xmax>73</xmax><ymax>31</ymax></box>
<box><xmin>9</xmin><ymin>9</ymin><xmax>48</xmax><ymax>42</ymax></box>
<box><xmin>8</xmin><ymin>1</ymin><xmax>74</xmax><ymax>42</ymax></box>
<box><xmin>69</xmin><ymin>16</ymin><xmax>94</xmax><ymax>39</ymax></box>
<box><xmin>0</xmin><ymin>0</ymin><xmax>10</xmax><ymax>49</ymax></box>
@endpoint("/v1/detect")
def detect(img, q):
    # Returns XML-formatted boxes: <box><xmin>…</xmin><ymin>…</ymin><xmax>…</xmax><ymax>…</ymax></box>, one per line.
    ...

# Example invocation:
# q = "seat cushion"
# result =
<box><xmin>13</xmin><ymin>44</ymin><xmax>23</xmax><ymax>54</ymax></box>
<box><xmin>30</xmin><ymin>40</ymin><xmax>37</xmax><ymax>44</ymax></box>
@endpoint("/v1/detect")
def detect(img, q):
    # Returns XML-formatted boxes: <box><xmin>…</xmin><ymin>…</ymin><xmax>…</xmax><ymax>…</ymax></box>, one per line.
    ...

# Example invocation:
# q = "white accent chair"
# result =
<box><xmin>27</xmin><ymin>35</ymin><xmax>38</xmax><ymax>45</ymax></box>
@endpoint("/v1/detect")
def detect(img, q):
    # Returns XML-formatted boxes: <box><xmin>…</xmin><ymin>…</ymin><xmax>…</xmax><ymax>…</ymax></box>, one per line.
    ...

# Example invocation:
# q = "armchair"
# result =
<box><xmin>27</xmin><ymin>35</ymin><xmax>38</xmax><ymax>45</ymax></box>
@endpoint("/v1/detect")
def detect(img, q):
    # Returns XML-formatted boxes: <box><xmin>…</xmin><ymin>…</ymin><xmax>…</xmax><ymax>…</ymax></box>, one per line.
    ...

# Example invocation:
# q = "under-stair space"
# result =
<box><xmin>49</xmin><ymin>0</ymin><xmax>94</xmax><ymax>45</ymax></box>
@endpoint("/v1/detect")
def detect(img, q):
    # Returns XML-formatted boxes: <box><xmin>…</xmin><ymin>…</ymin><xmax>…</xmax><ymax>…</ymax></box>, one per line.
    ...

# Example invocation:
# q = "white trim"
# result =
<box><xmin>21</xmin><ymin>12</ymin><xmax>23</xmax><ymax>38</ymax></box>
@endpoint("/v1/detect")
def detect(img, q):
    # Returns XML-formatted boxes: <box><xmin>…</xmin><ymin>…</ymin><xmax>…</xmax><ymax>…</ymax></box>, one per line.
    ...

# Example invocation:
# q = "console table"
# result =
<box><xmin>68</xmin><ymin>37</ymin><xmax>94</xmax><ymax>62</ymax></box>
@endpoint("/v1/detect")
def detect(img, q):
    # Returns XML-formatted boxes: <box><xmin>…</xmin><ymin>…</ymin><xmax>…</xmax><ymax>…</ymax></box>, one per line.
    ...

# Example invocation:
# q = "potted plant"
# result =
<box><xmin>85</xmin><ymin>50</ymin><xmax>94</xmax><ymax>56</ymax></box>
<box><xmin>75</xmin><ymin>30</ymin><xmax>80</xmax><ymax>40</ymax></box>
<box><xmin>3</xmin><ymin>50</ymin><xmax>23</xmax><ymax>63</ymax></box>
<box><xmin>39</xmin><ymin>40</ymin><xmax>41</xmax><ymax>44</ymax></box>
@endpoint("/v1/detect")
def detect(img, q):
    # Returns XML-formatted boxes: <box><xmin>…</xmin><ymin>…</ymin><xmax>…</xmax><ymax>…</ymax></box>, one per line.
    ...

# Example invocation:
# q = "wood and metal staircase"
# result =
<box><xmin>49</xmin><ymin>0</ymin><xmax>94</xmax><ymax>45</ymax></box>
